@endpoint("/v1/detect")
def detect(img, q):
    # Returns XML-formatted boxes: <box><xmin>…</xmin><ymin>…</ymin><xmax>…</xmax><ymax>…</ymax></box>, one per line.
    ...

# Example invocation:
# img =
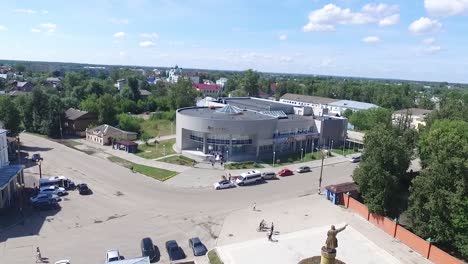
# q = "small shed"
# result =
<box><xmin>113</xmin><ymin>140</ymin><xmax>138</xmax><ymax>153</ymax></box>
<box><xmin>325</xmin><ymin>182</ymin><xmax>358</xmax><ymax>205</ymax></box>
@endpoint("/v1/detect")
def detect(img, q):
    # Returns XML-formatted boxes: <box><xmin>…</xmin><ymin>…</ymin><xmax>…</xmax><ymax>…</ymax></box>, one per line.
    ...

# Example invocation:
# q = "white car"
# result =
<box><xmin>213</xmin><ymin>180</ymin><xmax>235</xmax><ymax>190</ymax></box>
<box><xmin>40</xmin><ymin>186</ymin><xmax>67</xmax><ymax>196</ymax></box>
<box><xmin>30</xmin><ymin>193</ymin><xmax>60</xmax><ymax>203</ymax></box>
<box><xmin>106</xmin><ymin>249</ymin><xmax>121</xmax><ymax>262</ymax></box>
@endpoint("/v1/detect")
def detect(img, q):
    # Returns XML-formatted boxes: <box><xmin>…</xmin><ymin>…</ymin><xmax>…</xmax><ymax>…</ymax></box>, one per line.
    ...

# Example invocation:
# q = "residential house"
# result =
<box><xmin>13</xmin><ymin>72</ymin><xmax>23</xmax><ymax>80</ymax></box>
<box><xmin>63</xmin><ymin>108</ymin><xmax>98</xmax><ymax>137</ymax></box>
<box><xmin>114</xmin><ymin>79</ymin><xmax>126</xmax><ymax>90</ymax></box>
<box><xmin>139</xmin><ymin>89</ymin><xmax>151</xmax><ymax>98</ymax></box>
<box><xmin>9</xmin><ymin>81</ymin><xmax>33</xmax><ymax>92</ymax></box>
<box><xmin>46</xmin><ymin>77</ymin><xmax>62</xmax><ymax>89</ymax></box>
<box><xmin>0</xmin><ymin>74</ymin><xmax>7</xmax><ymax>80</ymax></box>
<box><xmin>193</xmin><ymin>83</ymin><xmax>221</xmax><ymax>97</ymax></box>
<box><xmin>216</xmin><ymin>78</ymin><xmax>228</xmax><ymax>89</ymax></box>
<box><xmin>0</xmin><ymin>129</ymin><xmax>25</xmax><ymax>212</ymax></box>
<box><xmin>203</xmin><ymin>79</ymin><xmax>214</xmax><ymax>85</ymax></box>
<box><xmin>86</xmin><ymin>124</ymin><xmax>137</xmax><ymax>146</ymax></box>
<box><xmin>392</xmin><ymin>108</ymin><xmax>434</xmax><ymax>129</ymax></box>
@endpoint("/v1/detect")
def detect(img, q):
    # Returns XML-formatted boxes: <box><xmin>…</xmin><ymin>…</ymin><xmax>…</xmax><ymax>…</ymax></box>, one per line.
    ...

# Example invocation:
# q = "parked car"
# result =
<box><xmin>350</xmin><ymin>155</ymin><xmax>361</xmax><ymax>163</ymax></box>
<box><xmin>106</xmin><ymin>249</ymin><xmax>121</xmax><ymax>262</ymax></box>
<box><xmin>165</xmin><ymin>240</ymin><xmax>185</xmax><ymax>261</ymax></box>
<box><xmin>32</xmin><ymin>199</ymin><xmax>60</xmax><ymax>210</ymax></box>
<box><xmin>278</xmin><ymin>168</ymin><xmax>294</xmax><ymax>177</ymax></box>
<box><xmin>261</xmin><ymin>172</ymin><xmax>276</xmax><ymax>180</ymax></box>
<box><xmin>213</xmin><ymin>180</ymin><xmax>235</xmax><ymax>190</ymax></box>
<box><xmin>296</xmin><ymin>166</ymin><xmax>311</xmax><ymax>173</ymax></box>
<box><xmin>31</xmin><ymin>153</ymin><xmax>42</xmax><ymax>162</ymax></box>
<box><xmin>77</xmin><ymin>183</ymin><xmax>92</xmax><ymax>195</ymax></box>
<box><xmin>235</xmin><ymin>170</ymin><xmax>263</xmax><ymax>186</ymax></box>
<box><xmin>40</xmin><ymin>185</ymin><xmax>67</xmax><ymax>196</ymax></box>
<box><xmin>30</xmin><ymin>193</ymin><xmax>60</xmax><ymax>203</ymax></box>
<box><xmin>188</xmin><ymin>237</ymin><xmax>207</xmax><ymax>256</ymax></box>
<box><xmin>141</xmin><ymin>237</ymin><xmax>158</xmax><ymax>262</ymax></box>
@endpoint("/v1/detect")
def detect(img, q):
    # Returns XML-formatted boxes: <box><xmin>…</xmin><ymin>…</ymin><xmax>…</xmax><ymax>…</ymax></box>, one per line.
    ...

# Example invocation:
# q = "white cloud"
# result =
<box><xmin>113</xmin><ymin>32</ymin><xmax>126</xmax><ymax>38</ymax></box>
<box><xmin>119</xmin><ymin>51</ymin><xmax>127</xmax><ymax>57</ymax></box>
<box><xmin>140</xmin><ymin>33</ymin><xmax>159</xmax><ymax>39</ymax></box>
<box><xmin>40</xmin><ymin>23</ymin><xmax>57</xmax><ymax>33</ymax></box>
<box><xmin>14</xmin><ymin>9</ymin><xmax>37</xmax><ymax>14</ymax></box>
<box><xmin>241</xmin><ymin>52</ymin><xmax>273</xmax><ymax>60</ymax></box>
<box><xmin>423</xmin><ymin>45</ymin><xmax>442</xmax><ymax>54</ymax></box>
<box><xmin>41</xmin><ymin>10</ymin><xmax>49</xmax><ymax>14</ymax></box>
<box><xmin>423</xmin><ymin>37</ymin><xmax>436</xmax><ymax>45</ymax></box>
<box><xmin>362</xmin><ymin>36</ymin><xmax>381</xmax><ymax>43</ymax></box>
<box><xmin>139</xmin><ymin>41</ymin><xmax>155</xmax><ymax>47</ymax></box>
<box><xmin>0</xmin><ymin>25</ymin><xmax>7</xmax><ymax>31</ymax></box>
<box><xmin>320</xmin><ymin>58</ymin><xmax>335</xmax><ymax>67</ymax></box>
<box><xmin>408</xmin><ymin>17</ymin><xmax>442</xmax><ymax>35</ymax></box>
<box><xmin>379</xmin><ymin>14</ymin><xmax>400</xmax><ymax>26</ymax></box>
<box><xmin>279</xmin><ymin>34</ymin><xmax>288</xmax><ymax>41</ymax></box>
<box><xmin>31</xmin><ymin>28</ymin><xmax>41</xmax><ymax>33</ymax></box>
<box><xmin>424</xmin><ymin>0</ymin><xmax>468</xmax><ymax>17</ymax></box>
<box><xmin>279</xmin><ymin>56</ymin><xmax>293</xmax><ymax>63</ymax></box>
<box><xmin>303</xmin><ymin>3</ymin><xmax>399</xmax><ymax>32</ymax></box>
<box><xmin>110</xmin><ymin>18</ymin><xmax>129</xmax><ymax>25</ymax></box>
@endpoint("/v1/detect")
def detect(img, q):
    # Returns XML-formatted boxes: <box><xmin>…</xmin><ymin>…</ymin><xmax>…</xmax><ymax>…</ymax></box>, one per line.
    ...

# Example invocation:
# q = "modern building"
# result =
<box><xmin>280</xmin><ymin>93</ymin><xmax>378</xmax><ymax>116</ymax></box>
<box><xmin>86</xmin><ymin>124</ymin><xmax>138</xmax><ymax>146</ymax></box>
<box><xmin>63</xmin><ymin>108</ymin><xmax>98</xmax><ymax>137</ymax></box>
<box><xmin>392</xmin><ymin>108</ymin><xmax>433</xmax><ymax>129</ymax></box>
<box><xmin>193</xmin><ymin>83</ymin><xmax>222</xmax><ymax>97</ymax></box>
<box><xmin>0</xmin><ymin>129</ymin><xmax>24</xmax><ymax>212</ymax></box>
<box><xmin>176</xmin><ymin>97</ymin><xmax>347</xmax><ymax>161</ymax></box>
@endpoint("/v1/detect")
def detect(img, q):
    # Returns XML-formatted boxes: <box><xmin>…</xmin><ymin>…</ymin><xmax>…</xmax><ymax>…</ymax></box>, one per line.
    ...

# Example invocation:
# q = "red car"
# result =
<box><xmin>278</xmin><ymin>168</ymin><xmax>294</xmax><ymax>177</ymax></box>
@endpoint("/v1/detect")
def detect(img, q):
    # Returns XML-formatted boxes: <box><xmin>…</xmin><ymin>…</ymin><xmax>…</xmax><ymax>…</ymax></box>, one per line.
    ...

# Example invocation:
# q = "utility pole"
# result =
<box><xmin>16</xmin><ymin>136</ymin><xmax>21</xmax><ymax>164</ymax></box>
<box><xmin>38</xmin><ymin>160</ymin><xmax>42</xmax><ymax>179</ymax></box>
<box><xmin>318</xmin><ymin>150</ymin><xmax>325</xmax><ymax>194</ymax></box>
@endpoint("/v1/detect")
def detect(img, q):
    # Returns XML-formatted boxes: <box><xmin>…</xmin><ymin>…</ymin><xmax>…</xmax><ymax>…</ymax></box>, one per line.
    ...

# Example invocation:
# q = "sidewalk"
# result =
<box><xmin>74</xmin><ymin>139</ymin><xmax>190</xmax><ymax>173</ymax></box>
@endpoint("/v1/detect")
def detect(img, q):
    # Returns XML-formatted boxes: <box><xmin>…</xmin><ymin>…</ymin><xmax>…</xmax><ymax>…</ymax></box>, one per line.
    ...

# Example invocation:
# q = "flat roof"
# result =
<box><xmin>393</xmin><ymin>108</ymin><xmax>433</xmax><ymax>116</ymax></box>
<box><xmin>329</xmin><ymin>100</ymin><xmax>378</xmax><ymax>110</ymax></box>
<box><xmin>280</xmin><ymin>93</ymin><xmax>338</xmax><ymax>105</ymax></box>
<box><xmin>179</xmin><ymin>107</ymin><xmax>276</xmax><ymax>121</ymax></box>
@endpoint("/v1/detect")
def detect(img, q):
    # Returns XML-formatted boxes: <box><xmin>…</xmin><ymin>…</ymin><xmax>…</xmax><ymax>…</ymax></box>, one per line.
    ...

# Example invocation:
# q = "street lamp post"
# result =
<box><xmin>318</xmin><ymin>150</ymin><xmax>326</xmax><ymax>194</ymax></box>
<box><xmin>301</xmin><ymin>148</ymin><xmax>304</xmax><ymax>161</ymax></box>
<box><xmin>226</xmin><ymin>150</ymin><xmax>229</xmax><ymax>161</ymax></box>
<box><xmin>272</xmin><ymin>151</ymin><xmax>276</xmax><ymax>167</ymax></box>
<box><xmin>38</xmin><ymin>160</ymin><xmax>42</xmax><ymax>179</ymax></box>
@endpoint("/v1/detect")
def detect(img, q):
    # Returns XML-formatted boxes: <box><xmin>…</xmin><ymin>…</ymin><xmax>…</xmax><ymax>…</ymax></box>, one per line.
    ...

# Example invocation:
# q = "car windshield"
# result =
<box><xmin>237</xmin><ymin>176</ymin><xmax>244</xmax><ymax>180</ymax></box>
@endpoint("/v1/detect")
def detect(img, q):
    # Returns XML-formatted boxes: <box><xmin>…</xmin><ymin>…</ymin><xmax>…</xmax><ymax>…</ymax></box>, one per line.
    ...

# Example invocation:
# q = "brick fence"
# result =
<box><xmin>343</xmin><ymin>193</ymin><xmax>463</xmax><ymax>264</ymax></box>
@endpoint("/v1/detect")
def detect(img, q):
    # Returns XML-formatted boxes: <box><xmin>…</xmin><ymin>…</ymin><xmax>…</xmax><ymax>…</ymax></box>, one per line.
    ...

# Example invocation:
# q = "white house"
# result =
<box><xmin>216</xmin><ymin>78</ymin><xmax>228</xmax><ymax>89</ymax></box>
<box><xmin>114</xmin><ymin>79</ymin><xmax>126</xmax><ymax>90</ymax></box>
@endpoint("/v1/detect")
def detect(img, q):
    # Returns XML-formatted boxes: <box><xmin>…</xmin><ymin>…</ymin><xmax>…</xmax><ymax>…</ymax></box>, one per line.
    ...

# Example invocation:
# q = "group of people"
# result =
<box><xmin>258</xmin><ymin>219</ymin><xmax>276</xmax><ymax>241</ymax></box>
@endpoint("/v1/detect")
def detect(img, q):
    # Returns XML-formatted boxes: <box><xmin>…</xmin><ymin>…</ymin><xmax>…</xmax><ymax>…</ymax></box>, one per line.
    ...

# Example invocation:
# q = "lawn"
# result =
<box><xmin>140</xmin><ymin>119</ymin><xmax>175</xmax><ymax>137</ymax></box>
<box><xmin>137</xmin><ymin>139</ymin><xmax>176</xmax><ymax>159</ymax></box>
<box><xmin>107</xmin><ymin>156</ymin><xmax>177</xmax><ymax>181</ymax></box>
<box><xmin>225</xmin><ymin>161</ymin><xmax>264</xmax><ymax>170</ymax></box>
<box><xmin>330</xmin><ymin>148</ymin><xmax>360</xmax><ymax>156</ymax></box>
<box><xmin>208</xmin><ymin>250</ymin><xmax>224</xmax><ymax>264</ymax></box>
<box><xmin>61</xmin><ymin>140</ymin><xmax>82</xmax><ymax>149</ymax></box>
<box><xmin>159</xmin><ymin>155</ymin><xmax>196</xmax><ymax>166</ymax></box>
<box><xmin>264</xmin><ymin>152</ymin><xmax>325</xmax><ymax>167</ymax></box>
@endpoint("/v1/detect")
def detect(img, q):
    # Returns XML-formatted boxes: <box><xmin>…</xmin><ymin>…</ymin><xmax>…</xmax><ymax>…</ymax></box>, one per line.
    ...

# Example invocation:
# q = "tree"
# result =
<box><xmin>240</xmin><ymin>69</ymin><xmax>260</xmax><ymax>97</ymax></box>
<box><xmin>42</xmin><ymin>95</ymin><xmax>64</xmax><ymax>138</ymax></box>
<box><xmin>118</xmin><ymin>114</ymin><xmax>141</xmax><ymax>133</ymax></box>
<box><xmin>31</xmin><ymin>88</ymin><xmax>49</xmax><ymax>132</ymax></box>
<box><xmin>353</xmin><ymin>126</ymin><xmax>411</xmax><ymax>216</ymax></box>
<box><xmin>343</xmin><ymin>109</ymin><xmax>353</xmax><ymax>119</ymax></box>
<box><xmin>15</xmin><ymin>64</ymin><xmax>26</xmax><ymax>73</ymax></box>
<box><xmin>349</xmin><ymin>108</ymin><xmax>392</xmax><ymax>131</ymax></box>
<box><xmin>127</xmin><ymin>77</ymin><xmax>140</xmax><ymax>101</ymax></box>
<box><xmin>407</xmin><ymin>120</ymin><xmax>468</xmax><ymax>258</ymax></box>
<box><xmin>0</xmin><ymin>97</ymin><xmax>21</xmax><ymax>135</ymax></box>
<box><xmin>98</xmin><ymin>94</ymin><xmax>117</xmax><ymax>125</ymax></box>
<box><xmin>169</xmin><ymin>78</ymin><xmax>198</xmax><ymax>109</ymax></box>
<box><xmin>140</xmin><ymin>132</ymin><xmax>152</xmax><ymax>145</ymax></box>
<box><xmin>80</xmin><ymin>94</ymin><xmax>100</xmax><ymax>114</ymax></box>
<box><xmin>15</xmin><ymin>95</ymin><xmax>34</xmax><ymax>132</ymax></box>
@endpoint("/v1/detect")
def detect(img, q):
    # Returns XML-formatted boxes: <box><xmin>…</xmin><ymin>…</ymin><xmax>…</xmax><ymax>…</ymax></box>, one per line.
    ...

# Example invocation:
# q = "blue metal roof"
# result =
<box><xmin>0</xmin><ymin>165</ymin><xmax>23</xmax><ymax>189</ymax></box>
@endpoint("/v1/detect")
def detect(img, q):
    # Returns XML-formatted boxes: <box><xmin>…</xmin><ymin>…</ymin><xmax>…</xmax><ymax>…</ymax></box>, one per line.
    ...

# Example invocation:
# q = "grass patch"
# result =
<box><xmin>331</xmin><ymin>148</ymin><xmax>360</xmax><ymax>156</ymax></box>
<box><xmin>137</xmin><ymin>139</ymin><xmax>176</xmax><ymax>159</ymax></box>
<box><xmin>140</xmin><ymin>119</ymin><xmax>175</xmax><ymax>137</ymax></box>
<box><xmin>225</xmin><ymin>161</ymin><xmax>264</xmax><ymax>170</ymax></box>
<box><xmin>159</xmin><ymin>155</ymin><xmax>196</xmax><ymax>166</ymax></box>
<box><xmin>208</xmin><ymin>250</ymin><xmax>224</xmax><ymax>264</ymax></box>
<box><xmin>61</xmin><ymin>140</ymin><xmax>82</xmax><ymax>149</ymax></box>
<box><xmin>107</xmin><ymin>156</ymin><xmax>177</xmax><ymax>181</ymax></box>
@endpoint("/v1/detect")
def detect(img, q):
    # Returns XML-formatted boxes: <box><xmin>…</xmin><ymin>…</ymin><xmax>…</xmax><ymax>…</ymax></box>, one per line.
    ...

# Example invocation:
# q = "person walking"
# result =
<box><xmin>271</xmin><ymin>222</ymin><xmax>274</xmax><ymax>234</ymax></box>
<box><xmin>268</xmin><ymin>229</ymin><xmax>273</xmax><ymax>241</ymax></box>
<box><xmin>36</xmin><ymin>247</ymin><xmax>42</xmax><ymax>263</ymax></box>
<box><xmin>253</xmin><ymin>202</ymin><xmax>256</xmax><ymax>211</ymax></box>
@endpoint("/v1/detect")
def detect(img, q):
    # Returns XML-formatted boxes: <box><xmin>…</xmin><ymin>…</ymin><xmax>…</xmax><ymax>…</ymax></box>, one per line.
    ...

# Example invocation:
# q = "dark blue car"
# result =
<box><xmin>165</xmin><ymin>240</ymin><xmax>185</xmax><ymax>261</ymax></box>
<box><xmin>188</xmin><ymin>237</ymin><xmax>207</xmax><ymax>256</ymax></box>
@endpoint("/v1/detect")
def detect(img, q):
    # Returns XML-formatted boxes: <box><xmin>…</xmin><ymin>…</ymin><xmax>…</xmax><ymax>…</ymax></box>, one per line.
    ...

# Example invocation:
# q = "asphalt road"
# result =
<box><xmin>0</xmin><ymin>133</ymin><xmax>356</xmax><ymax>264</ymax></box>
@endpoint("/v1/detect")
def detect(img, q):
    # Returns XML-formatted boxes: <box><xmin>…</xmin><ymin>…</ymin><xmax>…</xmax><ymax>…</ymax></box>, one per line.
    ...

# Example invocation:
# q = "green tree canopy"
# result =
<box><xmin>0</xmin><ymin>97</ymin><xmax>21</xmax><ymax>135</ymax></box>
<box><xmin>118</xmin><ymin>114</ymin><xmax>142</xmax><ymax>133</ymax></box>
<box><xmin>240</xmin><ymin>69</ymin><xmax>260</xmax><ymax>97</ymax></box>
<box><xmin>349</xmin><ymin>107</ymin><xmax>392</xmax><ymax>131</ymax></box>
<box><xmin>169</xmin><ymin>78</ymin><xmax>198</xmax><ymax>109</ymax></box>
<box><xmin>98</xmin><ymin>94</ymin><xmax>117</xmax><ymax>125</ymax></box>
<box><xmin>407</xmin><ymin>120</ymin><xmax>468</xmax><ymax>258</ymax></box>
<box><xmin>353</xmin><ymin>126</ymin><xmax>412</xmax><ymax>216</ymax></box>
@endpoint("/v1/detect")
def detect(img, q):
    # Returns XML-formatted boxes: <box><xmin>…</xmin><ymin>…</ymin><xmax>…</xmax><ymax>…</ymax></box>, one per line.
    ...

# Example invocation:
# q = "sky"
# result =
<box><xmin>0</xmin><ymin>0</ymin><xmax>467</xmax><ymax>83</ymax></box>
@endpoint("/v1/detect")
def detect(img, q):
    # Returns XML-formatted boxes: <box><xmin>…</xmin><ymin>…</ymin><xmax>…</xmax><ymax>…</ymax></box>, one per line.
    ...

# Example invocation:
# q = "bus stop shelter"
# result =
<box><xmin>325</xmin><ymin>182</ymin><xmax>358</xmax><ymax>205</ymax></box>
<box><xmin>113</xmin><ymin>140</ymin><xmax>138</xmax><ymax>153</ymax></box>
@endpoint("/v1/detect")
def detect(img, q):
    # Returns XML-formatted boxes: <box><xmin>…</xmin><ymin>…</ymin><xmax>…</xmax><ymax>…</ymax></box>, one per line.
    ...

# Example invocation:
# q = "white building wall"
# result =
<box><xmin>0</xmin><ymin>130</ymin><xmax>9</xmax><ymax>167</ymax></box>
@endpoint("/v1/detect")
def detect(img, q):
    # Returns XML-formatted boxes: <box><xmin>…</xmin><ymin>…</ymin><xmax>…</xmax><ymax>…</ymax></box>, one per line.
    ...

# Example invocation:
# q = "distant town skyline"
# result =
<box><xmin>0</xmin><ymin>0</ymin><xmax>467</xmax><ymax>83</ymax></box>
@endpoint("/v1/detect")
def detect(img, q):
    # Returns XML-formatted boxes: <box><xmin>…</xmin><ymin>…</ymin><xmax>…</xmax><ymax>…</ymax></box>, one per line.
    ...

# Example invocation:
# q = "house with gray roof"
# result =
<box><xmin>86</xmin><ymin>124</ymin><xmax>137</xmax><ymax>146</ymax></box>
<box><xmin>63</xmin><ymin>108</ymin><xmax>98</xmax><ymax>137</ymax></box>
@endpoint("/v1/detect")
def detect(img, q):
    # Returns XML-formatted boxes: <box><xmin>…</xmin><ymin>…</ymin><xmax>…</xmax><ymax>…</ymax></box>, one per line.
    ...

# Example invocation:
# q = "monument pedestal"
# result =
<box><xmin>320</xmin><ymin>247</ymin><xmax>336</xmax><ymax>264</ymax></box>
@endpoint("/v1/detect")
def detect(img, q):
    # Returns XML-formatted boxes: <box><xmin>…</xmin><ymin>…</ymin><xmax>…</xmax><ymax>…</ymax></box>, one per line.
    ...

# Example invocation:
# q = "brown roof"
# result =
<box><xmin>393</xmin><ymin>108</ymin><xmax>433</xmax><ymax>117</ymax></box>
<box><xmin>65</xmin><ymin>108</ymin><xmax>92</xmax><ymax>120</ymax></box>
<box><xmin>325</xmin><ymin>182</ymin><xmax>358</xmax><ymax>194</ymax></box>
<box><xmin>280</xmin><ymin>93</ymin><xmax>338</xmax><ymax>105</ymax></box>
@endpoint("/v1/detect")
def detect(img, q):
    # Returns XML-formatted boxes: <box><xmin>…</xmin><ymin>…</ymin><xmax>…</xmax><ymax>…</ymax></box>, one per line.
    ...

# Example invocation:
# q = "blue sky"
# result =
<box><xmin>0</xmin><ymin>0</ymin><xmax>467</xmax><ymax>83</ymax></box>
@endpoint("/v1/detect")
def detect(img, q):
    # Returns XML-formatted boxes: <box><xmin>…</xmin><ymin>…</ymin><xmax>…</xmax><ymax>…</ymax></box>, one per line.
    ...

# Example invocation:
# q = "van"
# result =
<box><xmin>236</xmin><ymin>170</ymin><xmax>263</xmax><ymax>186</ymax></box>
<box><xmin>261</xmin><ymin>172</ymin><xmax>276</xmax><ymax>180</ymax></box>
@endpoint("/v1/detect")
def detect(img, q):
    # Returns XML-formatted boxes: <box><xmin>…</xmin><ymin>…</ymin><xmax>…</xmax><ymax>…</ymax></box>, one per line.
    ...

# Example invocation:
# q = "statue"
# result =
<box><xmin>323</xmin><ymin>224</ymin><xmax>348</xmax><ymax>253</ymax></box>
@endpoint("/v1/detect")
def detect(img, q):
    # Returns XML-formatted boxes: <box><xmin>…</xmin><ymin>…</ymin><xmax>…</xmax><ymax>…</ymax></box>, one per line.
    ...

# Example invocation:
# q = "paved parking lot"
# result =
<box><xmin>0</xmin><ymin>134</ymin><xmax>430</xmax><ymax>264</ymax></box>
